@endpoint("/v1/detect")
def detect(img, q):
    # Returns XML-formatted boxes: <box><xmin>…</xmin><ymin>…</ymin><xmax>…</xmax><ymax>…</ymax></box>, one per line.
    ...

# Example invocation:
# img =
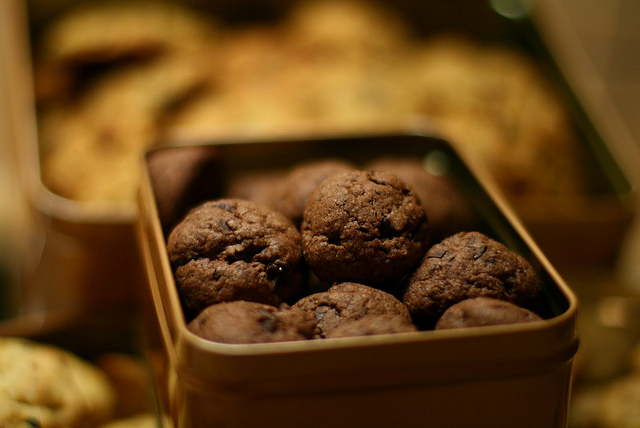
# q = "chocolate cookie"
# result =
<box><xmin>269</xmin><ymin>159</ymin><xmax>355</xmax><ymax>227</ymax></box>
<box><xmin>0</xmin><ymin>337</ymin><xmax>116</xmax><ymax>428</ymax></box>
<box><xmin>366</xmin><ymin>156</ymin><xmax>473</xmax><ymax>242</ymax></box>
<box><xmin>167</xmin><ymin>199</ymin><xmax>305</xmax><ymax>319</ymax></box>
<box><xmin>147</xmin><ymin>145</ymin><xmax>221</xmax><ymax>233</ymax></box>
<box><xmin>293</xmin><ymin>282</ymin><xmax>412</xmax><ymax>338</ymax></box>
<box><xmin>301</xmin><ymin>170</ymin><xmax>429</xmax><ymax>287</ymax></box>
<box><xmin>187</xmin><ymin>301</ymin><xmax>316</xmax><ymax>344</ymax></box>
<box><xmin>434</xmin><ymin>297</ymin><xmax>542</xmax><ymax>330</ymax></box>
<box><xmin>40</xmin><ymin>1</ymin><xmax>217</xmax><ymax>66</ymax></box>
<box><xmin>224</xmin><ymin>169</ymin><xmax>285</xmax><ymax>208</ymax></box>
<box><xmin>325</xmin><ymin>314</ymin><xmax>417</xmax><ymax>338</ymax></box>
<box><xmin>402</xmin><ymin>231</ymin><xmax>541</xmax><ymax>325</ymax></box>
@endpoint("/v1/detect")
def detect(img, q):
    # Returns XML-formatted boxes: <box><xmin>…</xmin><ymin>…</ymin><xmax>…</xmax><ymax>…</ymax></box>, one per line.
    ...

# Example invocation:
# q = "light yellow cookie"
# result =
<box><xmin>406</xmin><ymin>35</ymin><xmax>585</xmax><ymax>196</ymax></box>
<box><xmin>39</xmin><ymin>0</ymin><xmax>219</xmax><ymax>64</ymax></box>
<box><xmin>39</xmin><ymin>50</ymin><xmax>214</xmax><ymax>202</ymax></box>
<box><xmin>35</xmin><ymin>0</ymin><xmax>586</xmax><ymax>206</ymax></box>
<box><xmin>284</xmin><ymin>0</ymin><xmax>409</xmax><ymax>58</ymax></box>
<box><xmin>0</xmin><ymin>337</ymin><xmax>116</xmax><ymax>428</ymax></box>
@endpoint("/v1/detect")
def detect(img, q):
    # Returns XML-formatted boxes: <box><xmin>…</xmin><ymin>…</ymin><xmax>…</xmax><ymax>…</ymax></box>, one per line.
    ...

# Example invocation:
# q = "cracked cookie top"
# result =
<box><xmin>402</xmin><ymin>231</ymin><xmax>542</xmax><ymax>325</ymax></box>
<box><xmin>167</xmin><ymin>198</ymin><xmax>305</xmax><ymax>319</ymax></box>
<box><xmin>293</xmin><ymin>282</ymin><xmax>412</xmax><ymax>338</ymax></box>
<box><xmin>301</xmin><ymin>170</ymin><xmax>429</xmax><ymax>287</ymax></box>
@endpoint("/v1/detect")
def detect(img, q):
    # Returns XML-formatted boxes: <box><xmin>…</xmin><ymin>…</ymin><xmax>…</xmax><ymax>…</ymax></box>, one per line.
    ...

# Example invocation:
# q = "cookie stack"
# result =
<box><xmin>164</xmin><ymin>158</ymin><xmax>544</xmax><ymax>343</ymax></box>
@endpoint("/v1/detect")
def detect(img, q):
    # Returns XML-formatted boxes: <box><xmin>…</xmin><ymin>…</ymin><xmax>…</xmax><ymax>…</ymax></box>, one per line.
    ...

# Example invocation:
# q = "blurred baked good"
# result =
<box><xmin>39</xmin><ymin>52</ymin><xmax>214</xmax><ymax>203</ymax></box>
<box><xmin>405</xmin><ymin>35</ymin><xmax>585</xmax><ymax>198</ymax></box>
<box><xmin>570</xmin><ymin>319</ymin><xmax>640</xmax><ymax>428</ymax></box>
<box><xmin>34</xmin><ymin>0</ymin><xmax>586</xmax><ymax>207</ymax></box>
<box><xmin>95</xmin><ymin>353</ymin><xmax>153</xmax><ymax>419</ymax></box>
<box><xmin>224</xmin><ymin>169</ymin><xmax>287</xmax><ymax>208</ymax></box>
<box><xmin>0</xmin><ymin>337</ymin><xmax>116</xmax><ymax>428</ymax></box>
<box><xmin>37</xmin><ymin>0</ymin><xmax>218</xmax><ymax>66</ymax></box>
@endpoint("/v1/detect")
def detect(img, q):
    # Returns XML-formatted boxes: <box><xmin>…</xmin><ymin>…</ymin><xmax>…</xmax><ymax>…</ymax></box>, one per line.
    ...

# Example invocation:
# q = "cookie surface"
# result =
<box><xmin>269</xmin><ymin>159</ymin><xmax>355</xmax><ymax>228</ymax></box>
<box><xmin>301</xmin><ymin>170</ymin><xmax>429</xmax><ymax>287</ymax></box>
<box><xmin>366</xmin><ymin>156</ymin><xmax>473</xmax><ymax>242</ymax></box>
<box><xmin>434</xmin><ymin>297</ymin><xmax>542</xmax><ymax>330</ymax></box>
<box><xmin>325</xmin><ymin>313</ymin><xmax>417</xmax><ymax>338</ymax></box>
<box><xmin>187</xmin><ymin>301</ymin><xmax>316</xmax><ymax>344</ymax></box>
<box><xmin>167</xmin><ymin>199</ymin><xmax>305</xmax><ymax>319</ymax></box>
<box><xmin>293</xmin><ymin>282</ymin><xmax>412</xmax><ymax>338</ymax></box>
<box><xmin>402</xmin><ymin>231</ymin><xmax>541</xmax><ymax>324</ymax></box>
<box><xmin>224</xmin><ymin>170</ymin><xmax>285</xmax><ymax>208</ymax></box>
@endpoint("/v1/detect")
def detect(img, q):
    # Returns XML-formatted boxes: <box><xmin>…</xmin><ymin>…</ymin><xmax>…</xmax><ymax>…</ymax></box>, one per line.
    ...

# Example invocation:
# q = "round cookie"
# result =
<box><xmin>366</xmin><ymin>156</ymin><xmax>474</xmax><ymax>242</ymax></box>
<box><xmin>167</xmin><ymin>199</ymin><xmax>306</xmax><ymax>319</ymax></box>
<box><xmin>402</xmin><ymin>231</ymin><xmax>541</xmax><ymax>325</ymax></box>
<box><xmin>434</xmin><ymin>297</ymin><xmax>542</xmax><ymax>330</ymax></box>
<box><xmin>284</xmin><ymin>0</ymin><xmax>409</xmax><ymax>56</ymax></box>
<box><xmin>293</xmin><ymin>282</ymin><xmax>412</xmax><ymax>338</ymax></box>
<box><xmin>0</xmin><ymin>337</ymin><xmax>116</xmax><ymax>428</ymax></box>
<box><xmin>325</xmin><ymin>314</ymin><xmax>417</xmax><ymax>338</ymax></box>
<box><xmin>224</xmin><ymin>170</ymin><xmax>285</xmax><ymax>208</ymax></box>
<box><xmin>39</xmin><ymin>1</ymin><xmax>218</xmax><ymax>65</ymax></box>
<box><xmin>188</xmin><ymin>301</ymin><xmax>316</xmax><ymax>344</ymax></box>
<box><xmin>147</xmin><ymin>145</ymin><xmax>221</xmax><ymax>233</ymax></box>
<box><xmin>269</xmin><ymin>158</ymin><xmax>355</xmax><ymax>228</ymax></box>
<box><xmin>301</xmin><ymin>170</ymin><xmax>429</xmax><ymax>287</ymax></box>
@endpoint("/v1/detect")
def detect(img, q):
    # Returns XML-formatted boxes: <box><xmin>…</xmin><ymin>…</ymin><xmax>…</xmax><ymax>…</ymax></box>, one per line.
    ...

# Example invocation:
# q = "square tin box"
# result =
<box><xmin>136</xmin><ymin>133</ymin><xmax>579</xmax><ymax>428</ymax></box>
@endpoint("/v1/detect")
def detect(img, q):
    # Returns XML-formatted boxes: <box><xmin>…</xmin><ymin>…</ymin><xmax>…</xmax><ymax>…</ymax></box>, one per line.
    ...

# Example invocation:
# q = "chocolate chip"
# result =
<box><xmin>219</xmin><ymin>219</ymin><xmax>232</xmax><ymax>232</ymax></box>
<box><xmin>368</xmin><ymin>175</ymin><xmax>388</xmax><ymax>187</ymax></box>
<box><xmin>25</xmin><ymin>418</ymin><xmax>42</xmax><ymax>428</ymax></box>
<box><xmin>266</xmin><ymin>264</ymin><xmax>284</xmax><ymax>283</ymax></box>
<box><xmin>428</xmin><ymin>248</ymin><xmax>446</xmax><ymax>258</ymax></box>
<box><xmin>214</xmin><ymin>201</ymin><xmax>235</xmax><ymax>212</ymax></box>
<box><xmin>380</xmin><ymin>216</ymin><xmax>397</xmax><ymax>234</ymax></box>
<box><xmin>258</xmin><ymin>310</ymin><xmax>277</xmax><ymax>332</ymax></box>
<box><xmin>473</xmin><ymin>245</ymin><xmax>487</xmax><ymax>260</ymax></box>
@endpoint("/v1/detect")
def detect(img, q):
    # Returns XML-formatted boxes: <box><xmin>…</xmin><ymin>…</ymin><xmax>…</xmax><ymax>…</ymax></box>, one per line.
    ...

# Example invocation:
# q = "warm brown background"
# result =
<box><xmin>1</xmin><ymin>0</ymin><xmax>639</xmax><ymax>289</ymax></box>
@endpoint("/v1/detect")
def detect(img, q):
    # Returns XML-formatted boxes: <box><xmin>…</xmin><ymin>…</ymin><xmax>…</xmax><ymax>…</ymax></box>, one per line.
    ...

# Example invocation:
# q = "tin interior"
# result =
<box><xmin>144</xmin><ymin>132</ymin><xmax>575</xmax><ymax>328</ymax></box>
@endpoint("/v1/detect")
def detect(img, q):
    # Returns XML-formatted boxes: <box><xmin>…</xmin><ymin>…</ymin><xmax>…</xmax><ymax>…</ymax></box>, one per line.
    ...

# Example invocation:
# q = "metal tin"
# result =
<box><xmin>136</xmin><ymin>133</ymin><xmax>579</xmax><ymax>428</ymax></box>
<box><xmin>1</xmin><ymin>0</ymin><xmax>145</xmax><ymax>324</ymax></box>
